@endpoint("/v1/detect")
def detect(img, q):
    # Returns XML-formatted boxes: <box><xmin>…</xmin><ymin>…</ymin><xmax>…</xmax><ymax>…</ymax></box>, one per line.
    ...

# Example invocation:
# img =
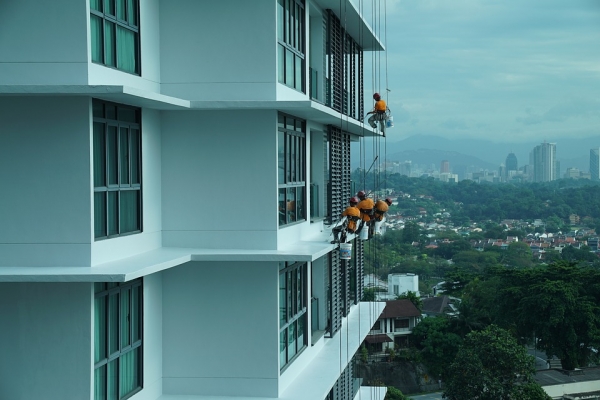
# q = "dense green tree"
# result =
<box><xmin>384</xmin><ymin>386</ymin><xmax>410</xmax><ymax>400</ymax></box>
<box><xmin>411</xmin><ymin>317</ymin><xmax>462</xmax><ymax>380</ymax></box>
<box><xmin>402</xmin><ymin>221</ymin><xmax>421</xmax><ymax>244</ymax></box>
<box><xmin>443</xmin><ymin>325</ymin><xmax>542</xmax><ymax>400</ymax></box>
<box><xmin>503</xmin><ymin>241</ymin><xmax>534</xmax><ymax>268</ymax></box>
<box><xmin>498</xmin><ymin>262</ymin><xmax>600</xmax><ymax>369</ymax></box>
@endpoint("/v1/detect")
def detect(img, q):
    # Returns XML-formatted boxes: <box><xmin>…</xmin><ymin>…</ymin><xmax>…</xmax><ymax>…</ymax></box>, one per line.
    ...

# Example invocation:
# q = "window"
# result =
<box><xmin>93</xmin><ymin>100</ymin><xmax>142</xmax><ymax>239</ymax></box>
<box><xmin>277</xmin><ymin>0</ymin><xmax>305</xmax><ymax>92</ymax></box>
<box><xmin>90</xmin><ymin>0</ymin><xmax>140</xmax><ymax>74</ymax></box>
<box><xmin>278</xmin><ymin>114</ymin><xmax>306</xmax><ymax>227</ymax></box>
<box><xmin>94</xmin><ymin>279</ymin><xmax>143</xmax><ymax>399</ymax></box>
<box><xmin>394</xmin><ymin>318</ymin><xmax>409</xmax><ymax>331</ymax></box>
<box><xmin>279</xmin><ymin>262</ymin><xmax>307</xmax><ymax>369</ymax></box>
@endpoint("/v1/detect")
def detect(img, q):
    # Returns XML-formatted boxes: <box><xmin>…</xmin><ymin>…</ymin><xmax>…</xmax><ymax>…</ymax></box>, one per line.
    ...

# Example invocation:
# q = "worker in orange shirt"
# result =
<box><xmin>374</xmin><ymin>198</ymin><xmax>392</xmax><ymax>222</ymax></box>
<box><xmin>332</xmin><ymin>197</ymin><xmax>361</xmax><ymax>243</ymax></box>
<box><xmin>366</xmin><ymin>93</ymin><xmax>387</xmax><ymax>135</ymax></box>
<box><xmin>356</xmin><ymin>190</ymin><xmax>374</xmax><ymax>223</ymax></box>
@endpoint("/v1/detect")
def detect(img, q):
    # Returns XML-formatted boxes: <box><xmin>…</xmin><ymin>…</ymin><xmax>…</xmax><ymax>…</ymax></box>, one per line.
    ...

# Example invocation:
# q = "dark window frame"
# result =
<box><xmin>278</xmin><ymin>113</ymin><xmax>306</xmax><ymax>227</ymax></box>
<box><xmin>94</xmin><ymin>279</ymin><xmax>143</xmax><ymax>400</ymax></box>
<box><xmin>277</xmin><ymin>0</ymin><xmax>305</xmax><ymax>92</ymax></box>
<box><xmin>279</xmin><ymin>261</ymin><xmax>308</xmax><ymax>370</ymax></box>
<box><xmin>93</xmin><ymin>99</ymin><xmax>142</xmax><ymax>240</ymax></box>
<box><xmin>90</xmin><ymin>0</ymin><xmax>141</xmax><ymax>75</ymax></box>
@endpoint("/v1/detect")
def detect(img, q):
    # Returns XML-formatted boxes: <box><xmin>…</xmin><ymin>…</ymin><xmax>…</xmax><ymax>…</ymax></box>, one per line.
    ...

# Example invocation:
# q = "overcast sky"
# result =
<box><xmin>358</xmin><ymin>0</ymin><xmax>600</xmax><ymax>143</ymax></box>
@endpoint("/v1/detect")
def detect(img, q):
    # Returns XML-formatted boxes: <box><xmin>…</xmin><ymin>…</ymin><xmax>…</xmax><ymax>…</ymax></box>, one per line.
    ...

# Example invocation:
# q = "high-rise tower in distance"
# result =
<box><xmin>590</xmin><ymin>148</ymin><xmax>600</xmax><ymax>181</ymax></box>
<box><xmin>531</xmin><ymin>142</ymin><xmax>557</xmax><ymax>182</ymax></box>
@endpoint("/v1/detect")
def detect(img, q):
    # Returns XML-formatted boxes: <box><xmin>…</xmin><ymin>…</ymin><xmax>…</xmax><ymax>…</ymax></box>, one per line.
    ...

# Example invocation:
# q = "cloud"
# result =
<box><xmin>516</xmin><ymin>98</ymin><xmax>600</xmax><ymax>125</ymax></box>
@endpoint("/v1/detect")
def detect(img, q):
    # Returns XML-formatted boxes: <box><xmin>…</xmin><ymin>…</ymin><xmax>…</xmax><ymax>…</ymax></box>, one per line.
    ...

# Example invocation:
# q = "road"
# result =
<box><xmin>408</xmin><ymin>392</ymin><xmax>443</xmax><ymax>400</ymax></box>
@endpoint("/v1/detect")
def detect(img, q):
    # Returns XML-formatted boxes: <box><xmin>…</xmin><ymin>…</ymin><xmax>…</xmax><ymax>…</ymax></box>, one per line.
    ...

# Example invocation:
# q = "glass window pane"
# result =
<box><xmin>285</xmin><ymin>134</ymin><xmax>291</xmax><ymax>183</ymax></box>
<box><xmin>285</xmin><ymin>49</ymin><xmax>294</xmax><ymax>88</ymax></box>
<box><xmin>278</xmin><ymin>130</ymin><xmax>284</xmax><ymax>185</ymax></box>
<box><xmin>93</xmin><ymin>122</ymin><xmax>106</xmax><ymax>187</ymax></box>
<box><xmin>94</xmin><ymin>192</ymin><xmax>107</xmax><ymax>238</ymax></box>
<box><xmin>94</xmin><ymin>365</ymin><xmax>106</xmax><ymax>400</ymax></box>
<box><xmin>105</xmin><ymin>0</ymin><xmax>115</xmax><ymax>16</ymax></box>
<box><xmin>94</xmin><ymin>297</ymin><xmax>107</xmax><ymax>363</ymax></box>
<box><xmin>296</xmin><ymin>186</ymin><xmax>305</xmax><ymax>222</ymax></box>
<box><xmin>108</xmin><ymin>293</ymin><xmax>119</xmax><ymax>355</ymax></box>
<box><xmin>127</xmin><ymin>0</ymin><xmax>137</xmax><ymax>25</ymax></box>
<box><xmin>287</xmin><ymin>187</ymin><xmax>296</xmax><ymax>222</ymax></box>
<box><xmin>119</xmin><ymin>190</ymin><xmax>140</xmax><ymax>233</ymax></box>
<box><xmin>95</xmin><ymin>282</ymin><xmax>106</xmax><ymax>293</ymax></box>
<box><xmin>132</xmin><ymin>285</ymin><xmax>141</xmax><ymax>341</ymax></box>
<box><xmin>297</xmin><ymin>314</ymin><xmax>305</xmax><ymax>351</ymax></box>
<box><xmin>91</xmin><ymin>0</ymin><xmax>102</xmax><ymax>12</ymax></box>
<box><xmin>278</xmin><ymin>45</ymin><xmax>285</xmax><ymax>84</ymax></box>
<box><xmin>119</xmin><ymin>349</ymin><xmax>139</xmax><ymax>397</ymax></box>
<box><xmin>119</xmin><ymin>127</ymin><xmax>130</xmax><ymax>184</ymax></box>
<box><xmin>104</xmin><ymin>21</ymin><xmax>115</xmax><ymax>67</ymax></box>
<box><xmin>279</xmin><ymin>188</ymin><xmax>287</xmax><ymax>226</ymax></box>
<box><xmin>288</xmin><ymin>322</ymin><xmax>297</xmax><ymax>359</ymax></box>
<box><xmin>279</xmin><ymin>273</ymin><xmax>286</xmax><ymax>327</ymax></box>
<box><xmin>108</xmin><ymin>191</ymin><xmax>118</xmax><ymax>236</ymax></box>
<box><xmin>130</xmin><ymin>129</ymin><xmax>140</xmax><ymax>184</ymax></box>
<box><xmin>120</xmin><ymin>288</ymin><xmax>130</xmax><ymax>348</ymax></box>
<box><xmin>91</xmin><ymin>15</ymin><xmax>103</xmax><ymax>63</ymax></box>
<box><xmin>280</xmin><ymin>330</ymin><xmax>287</xmax><ymax>367</ymax></box>
<box><xmin>295</xmin><ymin>55</ymin><xmax>303</xmax><ymax>91</ymax></box>
<box><xmin>107</xmin><ymin>359</ymin><xmax>118</xmax><ymax>400</ymax></box>
<box><xmin>118</xmin><ymin>107</ymin><xmax>137</xmax><ymax>123</ymax></box>
<box><xmin>106</xmin><ymin>104</ymin><xmax>117</xmax><ymax>120</ymax></box>
<box><xmin>277</xmin><ymin>0</ymin><xmax>284</xmax><ymax>41</ymax></box>
<box><xmin>108</xmin><ymin>126</ymin><xmax>118</xmax><ymax>185</ymax></box>
<box><xmin>117</xmin><ymin>26</ymin><xmax>137</xmax><ymax>74</ymax></box>
<box><xmin>116</xmin><ymin>0</ymin><xmax>126</xmax><ymax>20</ymax></box>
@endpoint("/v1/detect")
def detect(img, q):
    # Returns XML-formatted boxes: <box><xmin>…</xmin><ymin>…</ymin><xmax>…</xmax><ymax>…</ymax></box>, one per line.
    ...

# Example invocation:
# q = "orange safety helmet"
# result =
<box><xmin>385</xmin><ymin>197</ymin><xmax>393</xmax><ymax>205</ymax></box>
<box><xmin>373</xmin><ymin>93</ymin><xmax>381</xmax><ymax>100</ymax></box>
<box><xmin>350</xmin><ymin>196</ymin><xmax>359</xmax><ymax>204</ymax></box>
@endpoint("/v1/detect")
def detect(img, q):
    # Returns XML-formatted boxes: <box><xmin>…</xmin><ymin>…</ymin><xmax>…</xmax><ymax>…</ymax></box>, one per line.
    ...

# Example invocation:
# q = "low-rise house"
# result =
<box><xmin>365</xmin><ymin>299</ymin><xmax>422</xmax><ymax>354</ymax></box>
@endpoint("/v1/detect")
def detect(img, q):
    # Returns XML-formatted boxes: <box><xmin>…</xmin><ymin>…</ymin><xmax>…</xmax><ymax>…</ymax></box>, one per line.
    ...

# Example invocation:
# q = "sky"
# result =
<box><xmin>357</xmin><ymin>0</ymin><xmax>600</xmax><ymax>143</ymax></box>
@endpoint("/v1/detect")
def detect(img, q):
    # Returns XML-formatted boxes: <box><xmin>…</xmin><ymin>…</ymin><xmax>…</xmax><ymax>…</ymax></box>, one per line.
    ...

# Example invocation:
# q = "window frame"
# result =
<box><xmin>277</xmin><ymin>0</ymin><xmax>305</xmax><ymax>92</ymax></box>
<box><xmin>279</xmin><ymin>261</ymin><xmax>308</xmax><ymax>370</ymax></box>
<box><xmin>94</xmin><ymin>279</ymin><xmax>143</xmax><ymax>400</ymax></box>
<box><xmin>90</xmin><ymin>0</ymin><xmax>141</xmax><ymax>75</ymax></box>
<box><xmin>93</xmin><ymin>99</ymin><xmax>142</xmax><ymax>240</ymax></box>
<box><xmin>278</xmin><ymin>113</ymin><xmax>306</xmax><ymax>227</ymax></box>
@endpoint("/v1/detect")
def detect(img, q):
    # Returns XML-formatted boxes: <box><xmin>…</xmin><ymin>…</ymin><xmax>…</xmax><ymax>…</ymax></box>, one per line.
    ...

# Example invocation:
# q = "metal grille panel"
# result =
<box><xmin>329</xmin><ymin>249</ymin><xmax>342</xmax><ymax>335</ymax></box>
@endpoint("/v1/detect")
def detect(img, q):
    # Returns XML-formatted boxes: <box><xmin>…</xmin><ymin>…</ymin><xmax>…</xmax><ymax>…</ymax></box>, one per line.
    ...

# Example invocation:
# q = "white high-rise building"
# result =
<box><xmin>531</xmin><ymin>142</ymin><xmax>557</xmax><ymax>182</ymax></box>
<box><xmin>590</xmin><ymin>148</ymin><xmax>600</xmax><ymax>181</ymax></box>
<box><xmin>0</xmin><ymin>1</ymin><xmax>387</xmax><ymax>399</ymax></box>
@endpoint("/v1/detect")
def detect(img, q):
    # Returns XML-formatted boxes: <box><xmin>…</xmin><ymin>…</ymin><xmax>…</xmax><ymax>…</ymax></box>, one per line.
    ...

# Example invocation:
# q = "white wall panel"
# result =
<box><xmin>0</xmin><ymin>0</ymin><xmax>88</xmax><ymax>85</ymax></box>
<box><xmin>159</xmin><ymin>0</ymin><xmax>276</xmax><ymax>101</ymax></box>
<box><xmin>0</xmin><ymin>97</ymin><xmax>92</xmax><ymax>267</ymax></box>
<box><xmin>162</xmin><ymin>261</ymin><xmax>279</xmax><ymax>397</ymax></box>
<box><xmin>161</xmin><ymin>110</ymin><xmax>278</xmax><ymax>249</ymax></box>
<box><xmin>0</xmin><ymin>282</ymin><xmax>92</xmax><ymax>399</ymax></box>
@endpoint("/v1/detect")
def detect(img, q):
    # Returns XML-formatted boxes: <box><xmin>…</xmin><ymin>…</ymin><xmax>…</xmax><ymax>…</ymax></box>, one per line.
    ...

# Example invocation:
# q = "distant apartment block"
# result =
<box><xmin>531</xmin><ymin>142</ymin><xmax>558</xmax><ymax>182</ymax></box>
<box><xmin>591</xmin><ymin>148</ymin><xmax>600</xmax><ymax>181</ymax></box>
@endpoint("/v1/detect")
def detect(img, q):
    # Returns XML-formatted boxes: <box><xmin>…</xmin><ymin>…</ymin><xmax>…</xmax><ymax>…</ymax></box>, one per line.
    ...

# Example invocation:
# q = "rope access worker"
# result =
<box><xmin>366</xmin><ymin>92</ymin><xmax>388</xmax><ymax>135</ymax></box>
<box><xmin>355</xmin><ymin>190</ymin><xmax>375</xmax><ymax>237</ymax></box>
<box><xmin>374</xmin><ymin>198</ymin><xmax>393</xmax><ymax>222</ymax></box>
<box><xmin>332</xmin><ymin>197</ymin><xmax>361</xmax><ymax>244</ymax></box>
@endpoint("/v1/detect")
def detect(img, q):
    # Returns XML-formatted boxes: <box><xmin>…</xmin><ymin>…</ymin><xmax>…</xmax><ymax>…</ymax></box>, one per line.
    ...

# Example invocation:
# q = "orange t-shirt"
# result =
<box><xmin>374</xmin><ymin>99</ymin><xmax>387</xmax><ymax>112</ymax></box>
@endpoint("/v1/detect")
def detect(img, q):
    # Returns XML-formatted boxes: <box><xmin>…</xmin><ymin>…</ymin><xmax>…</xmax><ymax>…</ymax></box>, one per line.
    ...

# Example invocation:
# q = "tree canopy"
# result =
<box><xmin>443</xmin><ymin>325</ymin><xmax>550</xmax><ymax>400</ymax></box>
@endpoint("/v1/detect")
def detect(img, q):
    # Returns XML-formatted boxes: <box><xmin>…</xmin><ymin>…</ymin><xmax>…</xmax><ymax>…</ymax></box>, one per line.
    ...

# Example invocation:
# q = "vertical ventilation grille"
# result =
<box><xmin>326</xmin><ymin>10</ymin><xmax>364</xmax><ymax>120</ymax></box>
<box><xmin>327</xmin><ymin>126</ymin><xmax>351</xmax><ymax>224</ymax></box>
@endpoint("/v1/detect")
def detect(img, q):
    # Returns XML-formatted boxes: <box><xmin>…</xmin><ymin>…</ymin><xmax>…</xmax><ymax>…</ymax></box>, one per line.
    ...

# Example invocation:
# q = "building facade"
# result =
<box><xmin>590</xmin><ymin>148</ymin><xmax>600</xmax><ymax>181</ymax></box>
<box><xmin>531</xmin><ymin>142</ymin><xmax>558</xmax><ymax>182</ymax></box>
<box><xmin>0</xmin><ymin>1</ymin><xmax>387</xmax><ymax>399</ymax></box>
